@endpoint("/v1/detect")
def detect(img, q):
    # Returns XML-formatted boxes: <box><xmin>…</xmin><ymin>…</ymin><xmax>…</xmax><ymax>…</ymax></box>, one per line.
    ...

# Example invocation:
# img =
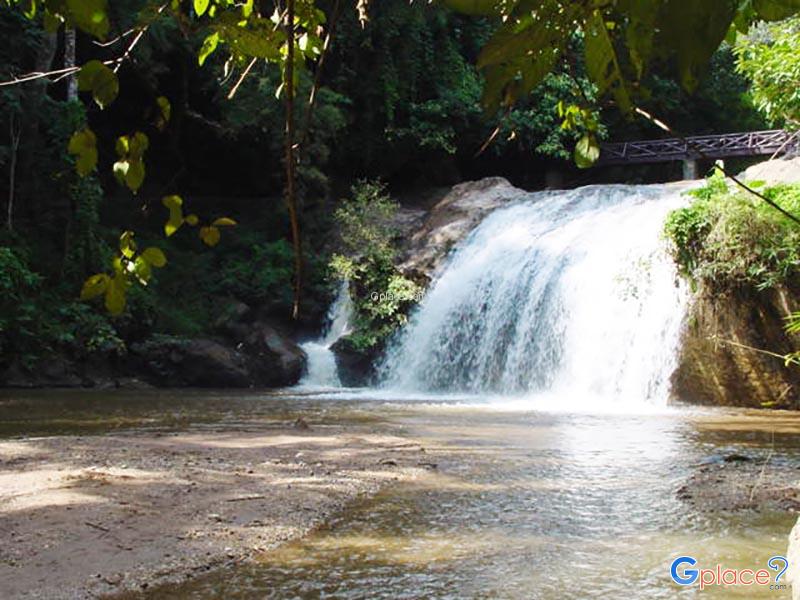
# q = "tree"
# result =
<box><xmin>443</xmin><ymin>0</ymin><xmax>800</xmax><ymax>163</ymax></box>
<box><xmin>735</xmin><ymin>16</ymin><xmax>800</xmax><ymax>129</ymax></box>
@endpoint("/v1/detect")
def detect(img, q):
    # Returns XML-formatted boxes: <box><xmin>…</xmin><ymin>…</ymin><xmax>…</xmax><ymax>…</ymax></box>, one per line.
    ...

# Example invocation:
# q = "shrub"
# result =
<box><xmin>664</xmin><ymin>173</ymin><xmax>800</xmax><ymax>291</ymax></box>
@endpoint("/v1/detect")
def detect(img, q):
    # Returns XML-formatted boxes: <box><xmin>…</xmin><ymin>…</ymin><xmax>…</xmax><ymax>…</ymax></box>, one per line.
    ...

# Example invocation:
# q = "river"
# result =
<box><xmin>1</xmin><ymin>389</ymin><xmax>797</xmax><ymax>598</ymax></box>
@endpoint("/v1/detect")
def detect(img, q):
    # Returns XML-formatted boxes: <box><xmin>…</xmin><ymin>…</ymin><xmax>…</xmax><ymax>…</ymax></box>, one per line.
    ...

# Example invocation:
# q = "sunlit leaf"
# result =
<box><xmin>125</xmin><ymin>159</ymin><xmax>145</xmax><ymax>193</ymax></box>
<box><xmin>77</xmin><ymin>60</ymin><xmax>118</xmax><ymax>109</ymax></box>
<box><xmin>211</xmin><ymin>217</ymin><xmax>237</xmax><ymax>227</ymax></box>
<box><xmin>194</xmin><ymin>0</ymin><xmax>210</xmax><ymax>17</ymax></box>
<box><xmin>185</xmin><ymin>214</ymin><xmax>199</xmax><ymax>226</ymax></box>
<box><xmin>65</xmin><ymin>0</ymin><xmax>110</xmax><ymax>39</ymax></box>
<box><xmin>80</xmin><ymin>273</ymin><xmax>110</xmax><ymax>300</ymax></box>
<box><xmin>140</xmin><ymin>247</ymin><xmax>167</xmax><ymax>268</ymax></box>
<box><xmin>119</xmin><ymin>231</ymin><xmax>137</xmax><ymax>259</ymax></box>
<box><xmin>163</xmin><ymin>195</ymin><xmax>184</xmax><ymax>236</ymax></box>
<box><xmin>67</xmin><ymin>128</ymin><xmax>98</xmax><ymax>177</ymax></box>
<box><xmin>198</xmin><ymin>31</ymin><xmax>220</xmax><ymax>66</ymax></box>
<box><xmin>574</xmin><ymin>134</ymin><xmax>600</xmax><ymax>169</ymax></box>
<box><xmin>133</xmin><ymin>256</ymin><xmax>152</xmax><ymax>285</ymax></box>
<box><xmin>105</xmin><ymin>276</ymin><xmax>127</xmax><ymax>315</ymax></box>
<box><xmin>199</xmin><ymin>225</ymin><xmax>221</xmax><ymax>247</ymax></box>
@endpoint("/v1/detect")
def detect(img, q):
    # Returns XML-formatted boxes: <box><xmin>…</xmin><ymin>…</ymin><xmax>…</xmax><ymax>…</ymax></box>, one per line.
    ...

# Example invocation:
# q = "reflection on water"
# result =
<box><xmin>0</xmin><ymin>391</ymin><xmax>800</xmax><ymax>599</ymax></box>
<box><xmin>0</xmin><ymin>390</ymin><xmax>796</xmax><ymax>599</ymax></box>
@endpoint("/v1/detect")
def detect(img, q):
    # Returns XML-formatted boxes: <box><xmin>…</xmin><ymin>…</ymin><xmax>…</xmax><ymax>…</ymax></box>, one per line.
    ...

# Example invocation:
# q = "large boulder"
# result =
<box><xmin>672</xmin><ymin>284</ymin><xmax>800</xmax><ymax>407</ymax></box>
<box><xmin>130</xmin><ymin>337</ymin><xmax>251</xmax><ymax>387</ymax></box>
<box><xmin>331</xmin><ymin>337</ymin><xmax>382</xmax><ymax>387</ymax></box>
<box><xmin>130</xmin><ymin>327</ymin><xmax>306</xmax><ymax>388</ymax></box>
<box><xmin>399</xmin><ymin>177</ymin><xmax>525</xmax><ymax>282</ymax></box>
<box><xmin>242</xmin><ymin>322</ymin><xmax>306</xmax><ymax>386</ymax></box>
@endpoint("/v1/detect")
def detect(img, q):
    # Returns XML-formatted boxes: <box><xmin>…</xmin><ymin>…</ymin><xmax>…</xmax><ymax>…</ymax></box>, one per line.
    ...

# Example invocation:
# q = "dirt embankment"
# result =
<box><xmin>0</xmin><ymin>424</ymin><xmax>435</xmax><ymax>599</ymax></box>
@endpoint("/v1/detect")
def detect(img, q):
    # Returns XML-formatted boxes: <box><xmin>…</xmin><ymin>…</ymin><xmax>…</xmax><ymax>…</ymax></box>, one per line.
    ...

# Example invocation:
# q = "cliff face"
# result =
<box><xmin>672</xmin><ymin>283</ymin><xmax>800</xmax><ymax>408</ymax></box>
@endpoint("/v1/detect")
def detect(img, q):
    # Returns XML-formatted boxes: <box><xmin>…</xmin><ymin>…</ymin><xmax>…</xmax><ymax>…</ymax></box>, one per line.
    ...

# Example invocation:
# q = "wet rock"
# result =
<box><xmin>331</xmin><ymin>337</ymin><xmax>381</xmax><ymax>387</ymax></box>
<box><xmin>131</xmin><ymin>337</ymin><xmax>250</xmax><ymax>387</ymax></box>
<box><xmin>672</xmin><ymin>284</ymin><xmax>800</xmax><ymax>408</ymax></box>
<box><xmin>398</xmin><ymin>177</ymin><xmax>526</xmax><ymax>282</ymax></box>
<box><xmin>242</xmin><ymin>322</ymin><xmax>306</xmax><ymax>387</ymax></box>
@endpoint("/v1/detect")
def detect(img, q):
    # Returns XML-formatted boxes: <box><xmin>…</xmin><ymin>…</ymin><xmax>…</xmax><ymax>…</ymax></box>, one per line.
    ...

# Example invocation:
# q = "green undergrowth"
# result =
<box><xmin>664</xmin><ymin>171</ymin><xmax>800</xmax><ymax>292</ymax></box>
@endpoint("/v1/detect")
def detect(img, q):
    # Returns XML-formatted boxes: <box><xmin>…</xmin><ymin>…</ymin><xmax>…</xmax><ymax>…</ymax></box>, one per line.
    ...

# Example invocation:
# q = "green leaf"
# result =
<box><xmin>140</xmin><ymin>247</ymin><xmax>167</xmax><ymax>268</ymax></box>
<box><xmin>105</xmin><ymin>276</ymin><xmax>127</xmax><ymax>315</ymax></box>
<box><xmin>67</xmin><ymin>128</ymin><xmax>98</xmax><ymax>177</ymax></box>
<box><xmin>200</xmin><ymin>226</ymin><xmax>221</xmax><ymax>247</ymax></box>
<box><xmin>584</xmin><ymin>11</ymin><xmax>631</xmax><ymax>113</ymax></box>
<box><xmin>77</xmin><ymin>60</ymin><xmax>118</xmax><ymax>109</ymax></box>
<box><xmin>194</xmin><ymin>0</ymin><xmax>210</xmax><ymax>17</ymax></box>
<box><xmin>156</xmin><ymin>96</ymin><xmax>171</xmax><ymax>130</ymax></box>
<box><xmin>185</xmin><ymin>214</ymin><xmax>199</xmax><ymax>226</ymax></box>
<box><xmin>128</xmin><ymin>132</ymin><xmax>149</xmax><ymax>159</ymax></box>
<box><xmin>133</xmin><ymin>256</ymin><xmax>152</xmax><ymax>285</ymax></box>
<box><xmin>125</xmin><ymin>160</ymin><xmax>145</xmax><ymax>193</ymax></box>
<box><xmin>163</xmin><ymin>195</ymin><xmax>185</xmax><ymax>236</ymax></box>
<box><xmin>574</xmin><ymin>134</ymin><xmax>600</xmax><ymax>169</ymax></box>
<box><xmin>65</xmin><ymin>0</ymin><xmax>110</xmax><ymax>39</ymax></box>
<box><xmin>115</xmin><ymin>135</ymin><xmax>129</xmax><ymax>156</ymax></box>
<box><xmin>753</xmin><ymin>0</ymin><xmax>800</xmax><ymax>20</ymax></box>
<box><xmin>658</xmin><ymin>0</ymin><xmax>738</xmax><ymax>92</ymax></box>
<box><xmin>211</xmin><ymin>217</ymin><xmax>237</xmax><ymax>226</ymax></box>
<box><xmin>113</xmin><ymin>160</ymin><xmax>129</xmax><ymax>184</ymax></box>
<box><xmin>80</xmin><ymin>273</ymin><xmax>110</xmax><ymax>300</ymax></box>
<box><xmin>442</xmin><ymin>0</ymin><xmax>500</xmax><ymax>15</ymax></box>
<box><xmin>119</xmin><ymin>231</ymin><xmax>137</xmax><ymax>259</ymax></box>
<box><xmin>198</xmin><ymin>31</ymin><xmax>220</xmax><ymax>66</ymax></box>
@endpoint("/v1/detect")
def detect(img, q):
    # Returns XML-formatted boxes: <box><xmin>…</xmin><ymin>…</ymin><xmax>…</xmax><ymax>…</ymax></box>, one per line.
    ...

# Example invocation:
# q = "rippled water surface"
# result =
<box><xmin>1</xmin><ymin>390</ymin><xmax>797</xmax><ymax>598</ymax></box>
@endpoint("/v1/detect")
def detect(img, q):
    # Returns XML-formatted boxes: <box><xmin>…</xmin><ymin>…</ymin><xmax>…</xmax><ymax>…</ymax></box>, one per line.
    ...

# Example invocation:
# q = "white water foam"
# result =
<box><xmin>298</xmin><ymin>281</ymin><xmax>353</xmax><ymax>388</ymax></box>
<box><xmin>379</xmin><ymin>184</ymin><xmax>691</xmax><ymax>410</ymax></box>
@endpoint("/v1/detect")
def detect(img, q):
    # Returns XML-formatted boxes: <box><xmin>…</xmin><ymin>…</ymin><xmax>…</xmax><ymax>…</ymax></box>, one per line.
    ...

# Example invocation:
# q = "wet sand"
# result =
<box><xmin>0</xmin><ymin>422</ymin><xmax>434</xmax><ymax>599</ymax></box>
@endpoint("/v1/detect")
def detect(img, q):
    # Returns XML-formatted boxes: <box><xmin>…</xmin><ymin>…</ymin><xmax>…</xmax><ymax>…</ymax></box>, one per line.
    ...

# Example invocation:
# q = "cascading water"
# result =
<box><xmin>380</xmin><ymin>184</ymin><xmax>690</xmax><ymax>407</ymax></box>
<box><xmin>299</xmin><ymin>281</ymin><xmax>353</xmax><ymax>387</ymax></box>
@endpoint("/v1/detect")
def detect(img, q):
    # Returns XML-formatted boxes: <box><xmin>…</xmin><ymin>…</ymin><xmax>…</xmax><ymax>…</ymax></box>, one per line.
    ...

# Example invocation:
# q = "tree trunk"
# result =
<box><xmin>64</xmin><ymin>28</ymin><xmax>77</xmax><ymax>101</ymax></box>
<box><xmin>285</xmin><ymin>0</ymin><xmax>302</xmax><ymax>320</ymax></box>
<box><xmin>7</xmin><ymin>116</ymin><xmax>21</xmax><ymax>231</ymax></box>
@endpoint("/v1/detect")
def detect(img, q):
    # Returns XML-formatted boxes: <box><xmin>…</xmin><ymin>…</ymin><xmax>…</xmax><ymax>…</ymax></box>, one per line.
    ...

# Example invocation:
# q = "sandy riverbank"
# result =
<box><xmin>0</xmin><ymin>421</ymin><xmax>435</xmax><ymax>599</ymax></box>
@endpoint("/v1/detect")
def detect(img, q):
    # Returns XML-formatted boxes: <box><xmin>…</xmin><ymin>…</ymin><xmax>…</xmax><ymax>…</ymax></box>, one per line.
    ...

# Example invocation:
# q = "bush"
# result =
<box><xmin>664</xmin><ymin>172</ymin><xmax>800</xmax><ymax>291</ymax></box>
<box><xmin>330</xmin><ymin>181</ymin><xmax>422</xmax><ymax>350</ymax></box>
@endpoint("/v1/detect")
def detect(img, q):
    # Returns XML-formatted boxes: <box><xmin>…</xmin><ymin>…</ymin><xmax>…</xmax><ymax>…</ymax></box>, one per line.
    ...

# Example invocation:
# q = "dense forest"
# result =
<box><xmin>0</xmin><ymin>0</ymin><xmax>793</xmax><ymax>387</ymax></box>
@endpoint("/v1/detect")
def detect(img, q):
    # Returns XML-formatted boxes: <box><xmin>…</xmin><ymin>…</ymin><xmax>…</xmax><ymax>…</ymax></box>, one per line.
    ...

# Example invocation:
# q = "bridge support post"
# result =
<box><xmin>682</xmin><ymin>159</ymin><xmax>699</xmax><ymax>180</ymax></box>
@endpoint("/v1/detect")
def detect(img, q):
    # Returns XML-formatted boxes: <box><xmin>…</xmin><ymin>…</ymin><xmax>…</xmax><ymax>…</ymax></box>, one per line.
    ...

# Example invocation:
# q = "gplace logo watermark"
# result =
<box><xmin>670</xmin><ymin>555</ymin><xmax>789</xmax><ymax>591</ymax></box>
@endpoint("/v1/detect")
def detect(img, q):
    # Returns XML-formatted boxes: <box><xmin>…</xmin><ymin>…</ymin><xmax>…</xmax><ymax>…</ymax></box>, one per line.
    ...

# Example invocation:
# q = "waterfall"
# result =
<box><xmin>299</xmin><ymin>281</ymin><xmax>353</xmax><ymax>388</ymax></box>
<box><xmin>380</xmin><ymin>184</ymin><xmax>690</xmax><ymax>407</ymax></box>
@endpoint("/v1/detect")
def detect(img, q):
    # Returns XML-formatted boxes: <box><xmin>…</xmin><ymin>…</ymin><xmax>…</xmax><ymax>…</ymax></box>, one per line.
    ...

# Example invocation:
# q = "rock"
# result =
<box><xmin>399</xmin><ymin>177</ymin><xmax>525</xmax><ymax>282</ymax></box>
<box><xmin>331</xmin><ymin>337</ymin><xmax>382</xmax><ymax>387</ymax></box>
<box><xmin>243</xmin><ymin>322</ymin><xmax>306</xmax><ymax>387</ymax></box>
<box><xmin>788</xmin><ymin>516</ymin><xmax>800</xmax><ymax>600</ymax></box>
<box><xmin>131</xmin><ymin>337</ymin><xmax>250</xmax><ymax>387</ymax></box>
<box><xmin>740</xmin><ymin>156</ymin><xmax>800</xmax><ymax>185</ymax></box>
<box><xmin>672</xmin><ymin>284</ymin><xmax>800</xmax><ymax>407</ymax></box>
<box><xmin>130</xmin><ymin>325</ymin><xmax>306</xmax><ymax>388</ymax></box>
<box><xmin>293</xmin><ymin>417</ymin><xmax>310</xmax><ymax>430</ymax></box>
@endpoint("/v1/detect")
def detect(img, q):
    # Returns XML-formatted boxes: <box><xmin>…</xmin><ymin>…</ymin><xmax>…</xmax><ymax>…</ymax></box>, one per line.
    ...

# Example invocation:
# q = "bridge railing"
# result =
<box><xmin>598</xmin><ymin>129</ymin><xmax>798</xmax><ymax>165</ymax></box>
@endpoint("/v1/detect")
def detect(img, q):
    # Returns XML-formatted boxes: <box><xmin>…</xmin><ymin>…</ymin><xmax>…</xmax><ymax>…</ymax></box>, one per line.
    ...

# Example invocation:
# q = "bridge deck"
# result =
<box><xmin>598</xmin><ymin>129</ymin><xmax>798</xmax><ymax>165</ymax></box>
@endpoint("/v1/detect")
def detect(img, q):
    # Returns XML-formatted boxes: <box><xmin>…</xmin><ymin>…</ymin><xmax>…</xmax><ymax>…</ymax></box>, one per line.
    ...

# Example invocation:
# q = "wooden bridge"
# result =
<box><xmin>598</xmin><ymin>129</ymin><xmax>798</xmax><ymax>168</ymax></box>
